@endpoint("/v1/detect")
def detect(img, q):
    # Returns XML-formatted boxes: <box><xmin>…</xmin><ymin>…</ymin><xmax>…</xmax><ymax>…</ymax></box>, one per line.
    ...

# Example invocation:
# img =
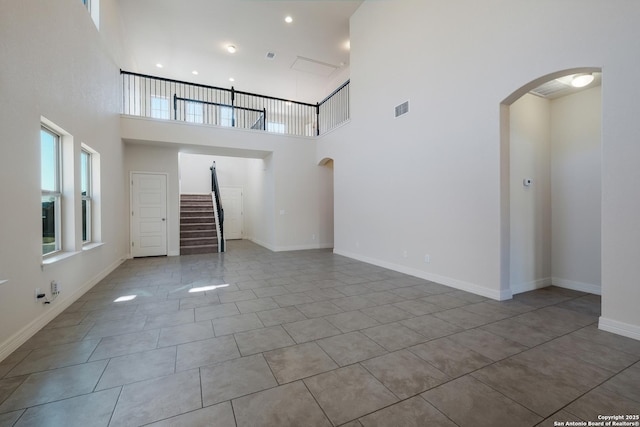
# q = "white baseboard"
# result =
<box><xmin>552</xmin><ymin>277</ymin><xmax>601</xmax><ymax>295</ymax></box>
<box><xmin>0</xmin><ymin>256</ymin><xmax>126</xmax><ymax>363</ymax></box>
<box><xmin>599</xmin><ymin>317</ymin><xmax>640</xmax><ymax>341</ymax></box>
<box><xmin>333</xmin><ymin>249</ymin><xmax>507</xmax><ymax>301</ymax></box>
<box><xmin>511</xmin><ymin>277</ymin><xmax>552</xmax><ymax>295</ymax></box>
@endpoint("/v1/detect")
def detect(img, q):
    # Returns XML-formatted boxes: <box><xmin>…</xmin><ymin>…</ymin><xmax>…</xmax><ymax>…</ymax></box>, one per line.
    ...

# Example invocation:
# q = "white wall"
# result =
<box><xmin>509</xmin><ymin>94</ymin><xmax>552</xmax><ymax>293</ymax></box>
<box><xmin>551</xmin><ymin>87</ymin><xmax>601</xmax><ymax>293</ymax></box>
<box><xmin>179</xmin><ymin>153</ymin><xmax>249</xmax><ymax>194</ymax></box>
<box><xmin>124</xmin><ymin>144</ymin><xmax>180</xmax><ymax>256</ymax></box>
<box><xmin>0</xmin><ymin>0</ymin><xmax>127</xmax><ymax>360</ymax></box>
<box><xmin>319</xmin><ymin>0</ymin><xmax>640</xmax><ymax>339</ymax></box>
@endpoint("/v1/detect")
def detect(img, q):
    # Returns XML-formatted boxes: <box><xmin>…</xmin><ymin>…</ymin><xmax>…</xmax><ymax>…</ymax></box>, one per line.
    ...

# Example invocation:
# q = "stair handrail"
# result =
<box><xmin>210</xmin><ymin>162</ymin><xmax>225</xmax><ymax>252</ymax></box>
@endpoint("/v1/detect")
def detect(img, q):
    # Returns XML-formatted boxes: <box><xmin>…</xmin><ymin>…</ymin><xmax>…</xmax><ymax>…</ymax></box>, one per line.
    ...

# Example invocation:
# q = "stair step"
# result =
<box><xmin>180</xmin><ymin>223</ymin><xmax>215</xmax><ymax>231</ymax></box>
<box><xmin>180</xmin><ymin>244</ymin><xmax>219</xmax><ymax>255</ymax></box>
<box><xmin>181</xmin><ymin>230</ymin><xmax>216</xmax><ymax>238</ymax></box>
<box><xmin>181</xmin><ymin>211</ymin><xmax>215</xmax><ymax>218</ymax></box>
<box><xmin>180</xmin><ymin>216</ymin><xmax>215</xmax><ymax>224</ymax></box>
<box><xmin>181</xmin><ymin>236</ymin><xmax>218</xmax><ymax>244</ymax></box>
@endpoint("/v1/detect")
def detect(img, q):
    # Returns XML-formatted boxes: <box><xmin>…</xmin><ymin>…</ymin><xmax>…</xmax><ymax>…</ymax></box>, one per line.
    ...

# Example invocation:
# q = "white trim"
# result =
<box><xmin>129</xmin><ymin>171</ymin><xmax>169</xmax><ymax>258</ymax></box>
<box><xmin>510</xmin><ymin>277</ymin><xmax>552</xmax><ymax>295</ymax></box>
<box><xmin>0</xmin><ymin>256</ymin><xmax>126</xmax><ymax>363</ymax></box>
<box><xmin>333</xmin><ymin>249</ymin><xmax>508</xmax><ymax>301</ymax></box>
<box><xmin>599</xmin><ymin>317</ymin><xmax>640</xmax><ymax>341</ymax></box>
<box><xmin>551</xmin><ymin>277</ymin><xmax>601</xmax><ymax>295</ymax></box>
<box><xmin>42</xmin><ymin>251</ymin><xmax>81</xmax><ymax>269</ymax></box>
<box><xmin>247</xmin><ymin>237</ymin><xmax>276</xmax><ymax>252</ymax></box>
<box><xmin>82</xmin><ymin>242</ymin><xmax>105</xmax><ymax>252</ymax></box>
<box><xmin>274</xmin><ymin>243</ymin><xmax>334</xmax><ymax>252</ymax></box>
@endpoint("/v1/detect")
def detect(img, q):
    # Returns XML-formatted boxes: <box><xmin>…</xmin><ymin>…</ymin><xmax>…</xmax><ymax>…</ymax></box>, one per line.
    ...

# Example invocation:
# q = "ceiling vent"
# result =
<box><xmin>266</xmin><ymin>52</ymin><xmax>276</xmax><ymax>60</ymax></box>
<box><xmin>395</xmin><ymin>101</ymin><xmax>409</xmax><ymax>118</ymax></box>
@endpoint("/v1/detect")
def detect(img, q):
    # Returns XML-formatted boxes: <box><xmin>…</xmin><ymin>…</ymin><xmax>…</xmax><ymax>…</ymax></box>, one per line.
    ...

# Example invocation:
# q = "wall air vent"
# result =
<box><xmin>266</xmin><ymin>52</ymin><xmax>276</xmax><ymax>60</ymax></box>
<box><xmin>395</xmin><ymin>101</ymin><xmax>409</xmax><ymax>118</ymax></box>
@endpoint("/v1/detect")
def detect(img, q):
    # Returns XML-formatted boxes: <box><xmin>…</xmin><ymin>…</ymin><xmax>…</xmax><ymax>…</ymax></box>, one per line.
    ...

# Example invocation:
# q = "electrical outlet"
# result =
<box><xmin>51</xmin><ymin>280</ymin><xmax>60</xmax><ymax>296</ymax></box>
<box><xmin>35</xmin><ymin>288</ymin><xmax>43</xmax><ymax>302</ymax></box>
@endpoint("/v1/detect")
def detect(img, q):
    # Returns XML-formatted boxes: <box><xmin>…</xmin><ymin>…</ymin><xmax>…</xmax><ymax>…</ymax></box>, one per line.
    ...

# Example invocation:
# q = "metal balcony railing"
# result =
<box><xmin>120</xmin><ymin>70</ymin><xmax>349</xmax><ymax>137</ymax></box>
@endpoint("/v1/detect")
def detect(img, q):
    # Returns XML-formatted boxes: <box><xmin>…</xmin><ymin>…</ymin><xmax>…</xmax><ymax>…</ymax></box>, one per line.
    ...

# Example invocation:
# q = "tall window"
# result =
<box><xmin>81</xmin><ymin>149</ymin><xmax>92</xmax><ymax>243</ymax></box>
<box><xmin>151</xmin><ymin>96</ymin><xmax>170</xmax><ymax>119</ymax></box>
<box><xmin>41</xmin><ymin>127</ymin><xmax>61</xmax><ymax>255</ymax></box>
<box><xmin>186</xmin><ymin>102</ymin><xmax>204</xmax><ymax>123</ymax></box>
<box><xmin>82</xmin><ymin>0</ymin><xmax>91</xmax><ymax>11</ymax></box>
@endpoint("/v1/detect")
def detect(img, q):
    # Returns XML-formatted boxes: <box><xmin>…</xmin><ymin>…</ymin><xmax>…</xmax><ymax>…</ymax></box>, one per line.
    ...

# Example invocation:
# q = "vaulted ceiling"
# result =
<box><xmin>117</xmin><ymin>0</ymin><xmax>363</xmax><ymax>104</ymax></box>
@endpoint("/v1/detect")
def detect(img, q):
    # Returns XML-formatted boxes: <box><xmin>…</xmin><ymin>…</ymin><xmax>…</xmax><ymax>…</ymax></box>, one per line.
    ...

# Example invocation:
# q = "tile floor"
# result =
<box><xmin>1</xmin><ymin>240</ymin><xmax>639</xmax><ymax>426</ymax></box>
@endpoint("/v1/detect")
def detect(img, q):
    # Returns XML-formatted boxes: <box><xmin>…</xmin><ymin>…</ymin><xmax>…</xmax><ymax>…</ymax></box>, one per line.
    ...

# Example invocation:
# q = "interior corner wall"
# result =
<box><xmin>551</xmin><ymin>87</ymin><xmax>602</xmax><ymax>293</ymax></box>
<box><xmin>323</xmin><ymin>0</ymin><xmax>640</xmax><ymax>334</ymax></box>
<box><xmin>509</xmin><ymin>94</ymin><xmax>552</xmax><ymax>293</ymax></box>
<box><xmin>0</xmin><ymin>1</ymin><xmax>127</xmax><ymax>360</ymax></box>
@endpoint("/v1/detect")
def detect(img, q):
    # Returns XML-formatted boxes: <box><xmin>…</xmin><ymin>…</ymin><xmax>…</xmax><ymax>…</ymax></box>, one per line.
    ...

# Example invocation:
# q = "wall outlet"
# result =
<box><xmin>51</xmin><ymin>280</ymin><xmax>60</xmax><ymax>296</ymax></box>
<box><xmin>35</xmin><ymin>288</ymin><xmax>43</xmax><ymax>302</ymax></box>
<box><xmin>424</xmin><ymin>254</ymin><xmax>430</xmax><ymax>263</ymax></box>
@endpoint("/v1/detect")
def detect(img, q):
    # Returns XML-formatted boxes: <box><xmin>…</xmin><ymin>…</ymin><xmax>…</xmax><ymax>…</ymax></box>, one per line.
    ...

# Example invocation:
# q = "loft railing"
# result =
<box><xmin>210</xmin><ymin>162</ymin><xmax>225</xmax><ymax>253</ymax></box>
<box><xmin>121</xmin><ymin>70</ymin><xmax>350</xmax><ymax>136</ymax></box>
<box><xmin>318</xmin><ymin>80</ymin><xmax>350</xmax><ymax>135</ymax></box>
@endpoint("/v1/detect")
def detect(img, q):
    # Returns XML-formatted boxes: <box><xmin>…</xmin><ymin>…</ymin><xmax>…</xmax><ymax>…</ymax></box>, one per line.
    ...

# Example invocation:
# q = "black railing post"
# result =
<box><xmin>263</xmin><ymin>108</ymin><xmax>267</xmax><ymax>131</ymax></box>
<box><xmin>231</xmin><ymin>86</ymin><xmax>236</xmax><ymax>127</ymax></box>
<box><xmin>316</xmin><ymin>103</ymin><xmax>320</xmax><ymax>136</ymax></box>
<box><xmin>210</xmin><ymin>162</ymin><xmax>225</xmax><ymax>253</ymax></box>
<box><xmin>173</xmin><ymin>94</ymin><xmax>177</xmax><ymax>120</ymax></box>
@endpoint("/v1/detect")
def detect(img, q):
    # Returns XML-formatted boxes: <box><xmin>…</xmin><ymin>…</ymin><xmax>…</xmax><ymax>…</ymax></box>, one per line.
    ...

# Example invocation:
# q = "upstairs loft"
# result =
<box><xmin>121</xmin><ymin>70</ymin><xmax>350</xmax><ymax>138</ymax></box>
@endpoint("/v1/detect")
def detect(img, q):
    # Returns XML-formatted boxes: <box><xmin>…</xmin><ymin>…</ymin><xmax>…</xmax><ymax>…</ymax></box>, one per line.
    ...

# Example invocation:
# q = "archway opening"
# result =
<box><xmin>500</xmin><ymin>68</ymin><xmax>602</xmax><ymax>314</ymax></box>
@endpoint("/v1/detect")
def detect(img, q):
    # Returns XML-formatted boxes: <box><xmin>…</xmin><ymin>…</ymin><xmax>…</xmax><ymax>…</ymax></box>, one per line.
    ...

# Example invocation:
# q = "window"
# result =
<box><xmin>151</xmin><ymin>96</ymin><xmax>170</xmax><ymax>119</ymax></box>
<box><xmin>267</xmin><ymin>122</ymin><xmax>286</xmax><ymax>134</ymax></box>
<box><xmin>41</xmin><ymin>127</ymin><xmax>61</xmax><ymax>255</ymax></box>
<box><xmin>186</xmin><ymin>102</ymin><xmax>204</xmax><ymax>123</ymax></box>
<box><xmin>220</xmin><ymin>106</ymin><xmax>233</xmax><ymax>127</ymax></box>
<box><xmin>82</xmin><ymin>0</ymin><xmax>90</xmax><ymax>11</ymax></box>
<box><xmin>81</xmin><ymin>149</ymin><xmax>92</xmax><ymax>243</ymax></box>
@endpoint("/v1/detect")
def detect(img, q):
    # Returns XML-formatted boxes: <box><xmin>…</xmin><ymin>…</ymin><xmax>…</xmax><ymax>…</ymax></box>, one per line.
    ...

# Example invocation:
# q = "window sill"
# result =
<box><xmin>42</xmin><ymin>251</ymin><xmax>81</xmax><ymax>270</ymax></box>
<box><xmin>83</xmin><ymin>242</ymin><xmax>105</xmax><ymax>252</ymax></box>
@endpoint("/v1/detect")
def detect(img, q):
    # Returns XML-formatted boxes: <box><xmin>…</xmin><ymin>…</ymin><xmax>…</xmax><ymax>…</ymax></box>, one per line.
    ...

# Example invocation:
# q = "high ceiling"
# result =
<box><xmin>117</xmin><ymin>0</ymin><xmax>363</xmax><ymax>104</ymax></box>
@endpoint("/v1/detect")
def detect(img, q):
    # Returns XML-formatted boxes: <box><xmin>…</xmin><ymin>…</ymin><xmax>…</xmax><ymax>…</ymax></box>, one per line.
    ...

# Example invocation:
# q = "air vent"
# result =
<box><xmin>395</xmin><ymin>101</ymin><xmax>409</xmax><ymax>118</ymax></box>
<box><xmin>266</xmin><ymin>52</ymin><xmax>276</xmax><ymax>60</ymax></box>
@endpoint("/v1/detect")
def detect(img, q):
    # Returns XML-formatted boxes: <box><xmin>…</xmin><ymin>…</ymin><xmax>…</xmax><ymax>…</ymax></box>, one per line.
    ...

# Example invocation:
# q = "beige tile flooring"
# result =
<box><xmin>1</xmin><ymin>240</ymin><xmax>639</xmax><ymax>426</ymax></box>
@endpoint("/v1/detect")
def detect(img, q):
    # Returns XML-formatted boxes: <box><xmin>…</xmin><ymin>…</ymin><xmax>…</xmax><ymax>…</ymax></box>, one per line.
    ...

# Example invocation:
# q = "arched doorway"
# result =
<box><xmin>318</xmin><ymin>157</ymin><xmax>335</xmax><ymax>249</ymax></box>
<box><xmin>500</xmin><ymin>68</ymin><xmax>602</xmax><ymax>304</ymax></box>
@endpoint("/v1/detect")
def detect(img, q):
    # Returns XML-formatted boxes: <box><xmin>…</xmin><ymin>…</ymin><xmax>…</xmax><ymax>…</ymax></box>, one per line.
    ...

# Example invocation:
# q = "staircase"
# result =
<box><xmin>180</xmin><ymin>194</ymin><xmax>218</xmax><ymax>255</ymax></box>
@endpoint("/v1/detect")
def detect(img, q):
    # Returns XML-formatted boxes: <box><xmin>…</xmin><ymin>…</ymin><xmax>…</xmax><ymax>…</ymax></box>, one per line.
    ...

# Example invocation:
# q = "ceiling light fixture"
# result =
<box><xmin>227</xmin><ymin>45</ymin><xmax>237</xmax><ymax>54</ymax></box>
<box><xmin>192</xmin><ymin>70</ymin><xmax>199</xmax><ymax>75</ymax></box>
<box><xmin>285</xmin><ymin>16</ymin><xmax>293</xmax><ymax>23</ymax></box>
<box><xmin>571</xmin><ymin>73</ymin><xmax>594</xmax><ymax>88</ymax></box>
<box><xmin>229</xmin><ymin>77</ymin><xmax>235</xmax><ymax>82</ymax></box>
<box><xmin>156</xmin><ymin>63</ymin><xmax>163</xmax><ymax>68</ymax></box>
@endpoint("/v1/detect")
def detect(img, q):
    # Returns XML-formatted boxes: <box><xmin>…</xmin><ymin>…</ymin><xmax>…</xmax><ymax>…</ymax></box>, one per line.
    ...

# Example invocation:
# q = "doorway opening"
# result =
<box><xmin>500</xmin><ymin>68</ymin><xmax>602</xmax><ymax>303</ymax></box>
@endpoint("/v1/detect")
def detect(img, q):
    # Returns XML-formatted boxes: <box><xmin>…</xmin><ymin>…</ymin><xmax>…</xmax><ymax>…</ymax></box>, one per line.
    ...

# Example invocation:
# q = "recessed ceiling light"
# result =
<box><xmin>229</xmin><ymin>77</ymin><xmax>235</xmax><ymax>82</ymax></box>
<box><xmin>192</xmin><ymin>70</ymin><xmax>199</xmax><ymax>75</ymax></box>
<box><xmin>156</xmin><ymin>63</ymin><xmax>163</xmax><ymax>68</ymax></box>
<box><xmin>227</xmin><ymin>45</ymin><xmax>237</xmax><ymax>54</ymax></box>
<box><xmin>285</xmin><ymin>16</ymin><xmax>293</xmax><ymax>23</ymax></box>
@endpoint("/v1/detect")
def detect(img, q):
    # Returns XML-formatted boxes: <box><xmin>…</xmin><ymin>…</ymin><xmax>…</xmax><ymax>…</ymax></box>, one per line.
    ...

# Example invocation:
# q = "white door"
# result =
<box><xmin>131</xmin><ymin>173</ymin><xmax>167</xmax><ymax>257</ymax></box>
<box><xmin>220</xmin><ymin>187</ymin><xmax>243</xmax><ymax>240</ymax></box>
